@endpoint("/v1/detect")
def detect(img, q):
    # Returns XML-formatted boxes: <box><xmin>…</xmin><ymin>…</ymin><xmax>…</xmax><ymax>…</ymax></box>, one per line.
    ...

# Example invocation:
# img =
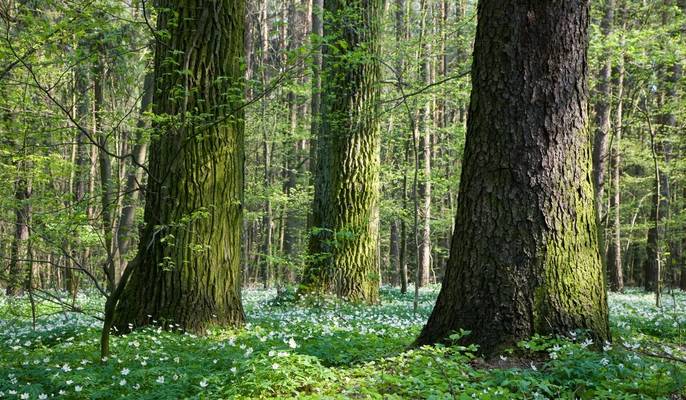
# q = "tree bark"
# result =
<box><xmin>303</xmin><ymin>0</ymin><xmax>382</xmax><ymax>302</ymax></box>
<box><xmin>112</xmin><ymin>0</ymin><xmax>246</xmax><ymax>333</ymax></box>
<box><xmin>416</xmin><ymin>0</ymin><xmax>610</xmax><ymax>355</ymax></box>
<box><xmin>93</xmin><ymin>48</ymin><xmax>116</xmax><ymax>292</ymax></box>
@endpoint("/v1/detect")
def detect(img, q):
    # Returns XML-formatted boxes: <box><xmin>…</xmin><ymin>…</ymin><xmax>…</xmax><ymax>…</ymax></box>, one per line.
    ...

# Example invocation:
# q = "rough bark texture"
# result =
<box><xmin>112</xmin><ymin>0</ymin><xmax>245</xmax><ymax>333</ymax></box>
<box><xmin>415</xmin><ymin>0</ymin><xmax>610</xmax><ymax>355</ymax></box>
<box><xmin>303</xmin><ymin>0</ymin><xmax>382</xmax><ymax>302</ymax></box>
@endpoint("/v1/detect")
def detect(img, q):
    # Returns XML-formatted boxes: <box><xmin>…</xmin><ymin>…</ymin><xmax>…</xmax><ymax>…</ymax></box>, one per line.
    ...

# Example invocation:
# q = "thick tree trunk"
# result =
<box><xmin>303</xmin><ymin>0</ymin><xmax>382</xmax><ymax>302</ymax></box>
<box><xmin>416</xmin><ymin>0</ymin><xmax>610</xmax><ymax>355</ymax></box>
<box><xmin>112</xmin><ymin>0</ymin><xmax>245</xmax><ymax>333</ymax></box>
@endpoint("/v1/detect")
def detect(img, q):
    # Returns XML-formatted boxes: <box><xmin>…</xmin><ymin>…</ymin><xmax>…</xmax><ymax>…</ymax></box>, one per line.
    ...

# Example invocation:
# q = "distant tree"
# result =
<box><xmin>303</xmin><ymin>0</ymin><xmax>383</xmax><ymax>302</ymax></box>
<box><xmin>415</xmin><ymin>0</ymin><xmax>610</xmax><ymax>354</ymax></box>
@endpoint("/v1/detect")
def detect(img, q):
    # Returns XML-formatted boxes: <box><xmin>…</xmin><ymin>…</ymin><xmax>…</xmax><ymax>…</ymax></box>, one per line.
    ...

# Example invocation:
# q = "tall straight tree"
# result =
<box><xmin>415</xmin><ymin>0</ymin><xmax>610</xmax><ymax>354</ymax></box>
<box><xmin>111</xmin><ymin>0</ymin><xmax>246</xmax><ymax>333</ymax></box>
<box><xmin>303</xmin><ymin>0</ymin><xmax>382</xmax><ymax>302</ymax></box>
<box><xmin>592</xmin><ymin>0</ymin><xmax>614</xmax><ymax>221</ymax></box>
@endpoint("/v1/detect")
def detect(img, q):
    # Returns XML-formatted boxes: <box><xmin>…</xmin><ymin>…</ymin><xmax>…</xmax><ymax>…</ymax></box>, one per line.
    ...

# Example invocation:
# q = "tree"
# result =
<box><xmin>415</xmin><ymin>0</ymin><xmax>610</xmax><ymax>354</ymax></box>
<box><xmin>110</xmin><ymin>0</ymin><xmax>246</xmax><ymax>333</ymax></box>
<box><xmin>302</xmin><ymin>0</ymin><xmax>383</xmax><ymax>302</ymax></box>
<box><xmin>592</xmin><ymin>0</ymin><xmax>615</xmax><ymax>222</ymax></box>
<box><xmin>607</xmin><ymin>42</ymin><xmax>625</xmax><ymax>292</ymax></box>
<box><xmin>417</xmin><ymin>0</ymin><xmax>433</xmax><ymax>288</ymax></box>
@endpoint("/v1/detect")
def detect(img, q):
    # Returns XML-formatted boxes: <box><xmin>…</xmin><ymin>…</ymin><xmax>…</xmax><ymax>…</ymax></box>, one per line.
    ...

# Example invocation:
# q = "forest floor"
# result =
<box><xmin>1</xmin><ymin>286</ymin><xmax>686</xmax><ymax>399</ymax></box>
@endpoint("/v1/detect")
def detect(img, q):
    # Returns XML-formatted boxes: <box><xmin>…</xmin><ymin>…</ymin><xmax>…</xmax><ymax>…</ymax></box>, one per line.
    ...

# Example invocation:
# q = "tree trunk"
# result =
<box><xmin>418</xmin><ymin>0</ymin><xmax>432</xmax><ymax>288</ymax></box>
<box><xmin>259</xmin><ymin>0</ymin><xmax>272</xmax><ymax>289</ymax></box>
<box><xmin>399</xmin><ymin>147</ymin><xmax>409</xmax><ymax>294</ymax></box>
<box><xmin>607</xmin><ymin>45</ymin><xmax>624</xmax><ymax>292</ymax></box>
<box><xmin>112</xmin><ymin>0</ymin><xmax>246</xmax><ymax>333</ymax></box>
<box><xmin>94</xmin><ymin>49</ymin><xmax>117</xmax><ymax>292</ymax></box>
<box><xmin>416</xmin><ymin>0</ymin><xmax>610</xmax><ymax>355</ymax></box>
<box><xmin>113</xmin><ymin>72</ymin><xmax>154</xmax><ymax>278</ymax></box>
<box><xmin>389</xmin><ymin>221</ymin><xmax>401</xmax><ymax>286</ymax></box>
<box><xmin>592</xmin><ymin>0</ymin><xmax>614</xmax><ymax>221</ymax></box>
<box><xmin>6</xmin><ymin>177</ymin><xmax>31</xmax><ymax>296</ymax></box>
<box><xmin>303</xmin><ymin>0</ymin><xmax>382</xmax><ymax>302</ymax></box>
<box><xmin>305</xmin><ymin>0</ymin><xmax>324</xmax><ymax>275</ymax></box>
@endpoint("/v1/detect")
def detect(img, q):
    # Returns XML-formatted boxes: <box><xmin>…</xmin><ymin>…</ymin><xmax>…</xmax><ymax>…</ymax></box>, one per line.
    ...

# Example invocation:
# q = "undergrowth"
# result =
<box><xmin>1</xmin><ymin>287</ymin><xmax>685</xmax><ymax>399</ymax></box>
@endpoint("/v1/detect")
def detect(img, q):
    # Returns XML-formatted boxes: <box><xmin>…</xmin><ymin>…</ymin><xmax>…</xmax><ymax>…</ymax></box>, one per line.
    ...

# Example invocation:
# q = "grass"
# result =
<box><xmin>1</xmin><ymin>286</ymin><xmax>686</xmax><ymax>399</ymax></box>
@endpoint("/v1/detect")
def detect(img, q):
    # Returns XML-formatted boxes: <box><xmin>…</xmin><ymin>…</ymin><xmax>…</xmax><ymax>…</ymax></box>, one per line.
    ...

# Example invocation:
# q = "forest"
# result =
<box><xmin>0</xmin><ymin>0</ymin><xmax>685</xmax><ymax>398</ymax></box>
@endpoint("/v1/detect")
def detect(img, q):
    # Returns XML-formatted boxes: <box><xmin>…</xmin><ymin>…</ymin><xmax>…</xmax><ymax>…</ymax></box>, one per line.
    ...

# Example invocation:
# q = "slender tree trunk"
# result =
<box><xmin>418</xmin><ymin>0</ymin><xmax>432</xmax><ymax>288</ymax></box>
<box><xmin>394</xmin><ymin>0</ymin><xmax>409</xmax><ymax>295</ymax></box>
<box><xmin>645</xmin><ymin>124</ymin><xmax>666</xmax><ymax>304</ymax></box>
<box><xmin>282</xmin><ymin>0</ymin><xmax>304</xmax><ymax>283</ymax></box>
<box><xmin>416</xmin><ymin>0</ymin><xmax>610</xmax><ymax>354</ymax></box>
<box><xmin>607</xmin><ymin>46</ymin><xmax>624</xmax><ymax>292</ymax></box>
<box><xmin>592</xmin><ymin>0</ymin><xmax>614</xmax><ymax>222</ymax></box>
<box><xmin>305</xmin><ymin>0</ymin><xmax>324</xmax><ymax>281</ymax></box>
<box><xmin>94</xmin><ymin>49</ymin><xmax>116</xmax><ymax>292</ymax></box>
<box><xmin>389</xmin><ymin>220</ymin><xmax>401</xmax><ymax>287</ymax></box>
<box><xmin>111</xmin><ymin>0</ymin><xmax>246</xmax><ymax>333</ymax></box>
<box><xmin>258</xmin><ymin>0</ymin><xmax>272</xmax><ymax>289</ymax></box>
<box><xmin>113</xmin><ymin>73</ymin><xmax>154</xmax><ymax>277</ymax></box>
<box><xmin>399</xmin><ymin>144</ymin><xmax>409</xmax><ymax>294</ymax></box>
<box><xmin>6</xmin><ymin>177</ymin><xmax>31</xmax><ymax>296</ymax></box>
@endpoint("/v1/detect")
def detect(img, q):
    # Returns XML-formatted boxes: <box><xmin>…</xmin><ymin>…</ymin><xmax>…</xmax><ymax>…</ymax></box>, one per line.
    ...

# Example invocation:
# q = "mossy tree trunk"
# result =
<box><xmin>415</xmin><ymin>0</ymin><xmax>610</xmax><ymax>355</ymax></box>
<box><xmin>112</xmin><ymin>0</ymin><xmax>245</xmax><ymax>333</ymax></box>
<box><xmin>303</xmin><ymin>0</ymin><xmax>382</xmax><ymax>302</ymax></box>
